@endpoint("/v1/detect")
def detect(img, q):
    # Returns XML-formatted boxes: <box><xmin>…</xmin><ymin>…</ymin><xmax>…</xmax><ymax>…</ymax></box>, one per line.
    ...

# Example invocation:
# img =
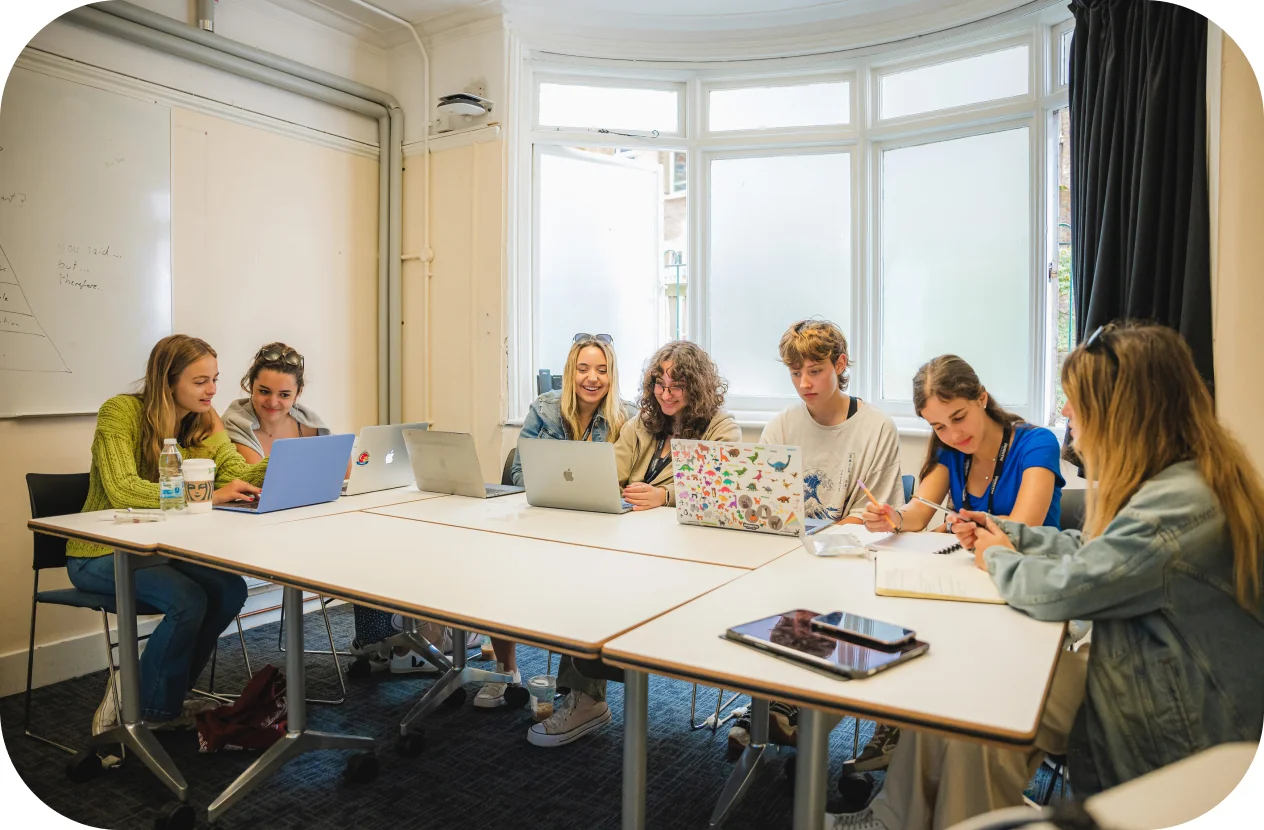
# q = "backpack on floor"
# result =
<box><xmin>196</xmin><ymin>664</ymin><xmax>287</xmax><ymax>753</ymax></box>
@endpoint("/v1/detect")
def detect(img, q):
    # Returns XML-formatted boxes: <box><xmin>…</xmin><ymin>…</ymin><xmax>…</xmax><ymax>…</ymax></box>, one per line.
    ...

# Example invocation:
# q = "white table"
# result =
<box><xmin>604</xmin><ymin>547</ymin><xmax>1066</xmax><ymax>830</ymax></box>
<box><xmin>368</xmin><ymin>493</ymin><xmax>803</xmax><ymax>569</ymax></box>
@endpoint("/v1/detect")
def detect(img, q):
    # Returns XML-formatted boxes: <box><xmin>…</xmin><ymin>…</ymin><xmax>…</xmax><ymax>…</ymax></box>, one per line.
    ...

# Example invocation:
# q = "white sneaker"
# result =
<box><xmin>92</xmin><ymin>673</ymin><xmax>121</xmax><ymax>736</ymax></box>
<box><xmin>826</xmin><ymin>808</ymin><xmax>888</xmax><ymax>830</ymax></box>
<box><xmin>389</xmin><ymin>650</ymin><xmax>440</xmax><ymax>675</ymax></box>
<box><xmin>474</xmin><ymin>664</ymin><xmax>521</xmax><ymax>709</ymax></box>
<box><xmin>527</xmin><ymin>691</ymin><xmax>611</xmax><ymax>747</ymax></box>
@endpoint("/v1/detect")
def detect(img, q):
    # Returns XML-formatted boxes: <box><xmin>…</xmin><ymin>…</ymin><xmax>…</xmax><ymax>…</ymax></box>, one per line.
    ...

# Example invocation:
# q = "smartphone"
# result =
<box><xmin>724</xmin><ymin>609</ymin><xmax>929</xmax><ymax>680</ymax></box>
<box><xmin>810</xmin><ymin>611</ymin><xmax>916</xmax><ymax>648</ymax></box>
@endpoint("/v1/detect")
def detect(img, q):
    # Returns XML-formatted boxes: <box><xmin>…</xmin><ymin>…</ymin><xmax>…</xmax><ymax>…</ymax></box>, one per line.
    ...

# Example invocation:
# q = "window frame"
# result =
<box><xmin>510</xmin><ymin>13</ymin><xmax>1075</xmax><ymax>429</ymax></box>
<box><xmin>533</xmin><ymin>72</ymin><xmax>687</xmax><ymax>137</ymax></box>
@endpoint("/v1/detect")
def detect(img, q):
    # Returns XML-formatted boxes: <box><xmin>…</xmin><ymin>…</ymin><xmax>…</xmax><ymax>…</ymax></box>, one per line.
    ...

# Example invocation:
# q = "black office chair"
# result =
<box><xmin>1060</xmin><ymin>488</ymin><xmax>1086</xmax><ymax>531</ymax></box>
<box><xmin>24</xmin><ymin>473</ymin><xmax>163</xmax><ymax>775</ymax></box>
<box><xmin>501</xmin><ymin>447</ymin><xmax>517</xmax><ymax>487</ymax></box>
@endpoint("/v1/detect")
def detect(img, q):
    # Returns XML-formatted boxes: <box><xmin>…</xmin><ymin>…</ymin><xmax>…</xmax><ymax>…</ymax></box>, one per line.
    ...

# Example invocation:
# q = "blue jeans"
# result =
<box><xmin>66</xmin><ymin>555</ymin><xmax>248</xmax><ymax>721</ymax></box>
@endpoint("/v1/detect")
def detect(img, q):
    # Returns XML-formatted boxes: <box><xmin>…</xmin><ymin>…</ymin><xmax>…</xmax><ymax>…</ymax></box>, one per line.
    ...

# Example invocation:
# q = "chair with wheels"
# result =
<box><xmin>23</xmin><ymin>474</ymin><xmax>163</xmax><ymax>773</ymax></box>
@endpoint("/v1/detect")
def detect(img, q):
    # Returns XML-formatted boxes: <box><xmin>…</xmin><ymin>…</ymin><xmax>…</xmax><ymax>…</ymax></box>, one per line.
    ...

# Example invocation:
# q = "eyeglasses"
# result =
<box><xmin>573</xmin><ymin>333</ymin><xmax>613</xmax><ymax>345</ymax></box>
<box><xmin>256</xmin><ymin>347</ymin><xmax>304</xmax><ymax>369</ymax></box>
<box><xmin>654</xmin><ymin>381</ymin><xmax>686</xmax><ymax>397</ymax></box>
<box><xmin>1082</xmin><ymin>324</ymin><xmax>1119</xmax><ymax>369</ymax></box>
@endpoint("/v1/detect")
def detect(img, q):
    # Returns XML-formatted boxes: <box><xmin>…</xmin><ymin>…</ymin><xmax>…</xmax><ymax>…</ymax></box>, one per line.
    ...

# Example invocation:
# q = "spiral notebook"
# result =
<box><xmin>873</xmin><ymin>551</ymin><xmax>1006</xmax><ymax>604</ymax></box>
<box><xmin>840</xmin><ymin>528</ymin><xmax>964</xmax><ymax>556</ymax></box>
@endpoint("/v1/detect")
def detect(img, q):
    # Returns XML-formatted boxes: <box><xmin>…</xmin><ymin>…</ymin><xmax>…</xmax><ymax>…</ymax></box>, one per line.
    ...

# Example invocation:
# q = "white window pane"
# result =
<box><xmin>880</xmin><ymin>129</ymin><xmax>1030</xmax><ymax>406</ymax></box>
<box><xmin>538</xmin><ymin>83</ymin><xmax>679</xmax><ymax>133</ymax></box>
<box><xmin>709</xmin><ymin>82</ymin><xmax>850</xmax><ymax>131</ymax></box>
<box><xmin>1059</xmin><ymin>30</ymin><xmax>1073</xmax><ymax>87</ymax></box>
<box><xmin>880</xmin><ymin>45</ymin><xmax>1029</xmax><ymax>120</ymax></box>
<box><xmin>710</xmin><ymin>154</ymin><xmax>851</xmax><ymax>401</ymax></box>
<box><xmin>537</xmin><ymin>151</ymin><xmax>661</xmax><ymax>401</ymax></box>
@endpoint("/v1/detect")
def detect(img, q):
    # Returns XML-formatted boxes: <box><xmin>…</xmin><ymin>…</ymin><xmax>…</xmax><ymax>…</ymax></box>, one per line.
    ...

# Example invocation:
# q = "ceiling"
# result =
<box><xmin>275</xmin><ymin>0</ymin><xmax>1049</xmax><ymax>56</ymax></box>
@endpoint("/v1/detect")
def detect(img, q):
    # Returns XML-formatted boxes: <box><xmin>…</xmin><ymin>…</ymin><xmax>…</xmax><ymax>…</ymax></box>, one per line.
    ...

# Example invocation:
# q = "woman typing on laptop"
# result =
<box><xmin>480</xmin><ymin>334</ymin><xmax>634</xmax><ymax>709</ymax></box>
<box><xmin>66</xmin><ymin>335</ymin><xmax>265</xmax><ymax>735</ymax></box>
<box><xmin>526</xmin><ymin>341</ymin><xmax>741</xmax><ymax>748</ymax></box>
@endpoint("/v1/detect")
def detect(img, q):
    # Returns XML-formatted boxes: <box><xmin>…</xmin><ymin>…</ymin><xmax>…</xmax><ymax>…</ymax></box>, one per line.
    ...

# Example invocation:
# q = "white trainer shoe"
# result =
<box><xmin>389</xmin><ymin>650</ymin><xmax>440</xmax><ymax>675</ymax></box>
<box><xmin>526</xmin><ymin>691</ymin><xmax>611</xmax><ymax>747</ymax></box>
<box><xmin>473</xmin><ymin>663</ymin><xmax>522</xmax><ymax>709</ymax></box>
<box><xmin>826</xmin><ymin>808</ymin><xmax>889</xmax><ymax>830</ymax></box>
<box><xmin>92</xmin><ymin>673</ymin><xmax>121</xmax><ymax>736</ymax></box>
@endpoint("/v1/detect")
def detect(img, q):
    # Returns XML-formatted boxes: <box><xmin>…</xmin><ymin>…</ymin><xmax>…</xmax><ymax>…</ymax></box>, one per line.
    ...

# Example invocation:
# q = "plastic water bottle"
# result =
<box><xmin>159</xmin><ymin>438</ymin><xmax>186</xmax><ymax>513</ymax></box>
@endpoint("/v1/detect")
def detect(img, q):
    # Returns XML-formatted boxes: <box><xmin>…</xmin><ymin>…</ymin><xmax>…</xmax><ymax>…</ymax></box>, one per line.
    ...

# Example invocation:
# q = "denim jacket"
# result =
<box><xmin>984</xmin><ymin>461</ymin><xmax>1264</xmax><ymax>794</ymax></box>
<box><xmin>510</xmin><ymin>390</ymin><xmax>636</xmax><ymax>487</ymax></box>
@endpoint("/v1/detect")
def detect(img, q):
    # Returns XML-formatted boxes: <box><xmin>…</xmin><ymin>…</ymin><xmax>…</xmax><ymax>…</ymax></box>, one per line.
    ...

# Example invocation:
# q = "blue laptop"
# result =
<box><xmin>216</xmin><ymin>434</ymin><xmax>355</xmax><ymax>514</ymax></box>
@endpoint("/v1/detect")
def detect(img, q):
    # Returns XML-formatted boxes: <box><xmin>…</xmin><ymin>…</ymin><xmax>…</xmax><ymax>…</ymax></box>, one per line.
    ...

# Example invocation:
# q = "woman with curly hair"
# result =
<box><xmin>526</xmin><ymin>340</ymin><xmax>740</xmax><ymax>749</ymax></box>
<box><xmin>615</xmin><ymin>339</ymin><xmax>742</xmax><ymax>511</ymax></box>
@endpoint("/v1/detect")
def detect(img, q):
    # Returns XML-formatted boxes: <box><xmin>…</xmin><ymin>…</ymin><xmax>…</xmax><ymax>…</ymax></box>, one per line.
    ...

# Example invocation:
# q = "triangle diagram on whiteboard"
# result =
<box><xmin>0</xmin><ymin>241</ymin><xmax>70</xmax><ymax>373</ymax></box>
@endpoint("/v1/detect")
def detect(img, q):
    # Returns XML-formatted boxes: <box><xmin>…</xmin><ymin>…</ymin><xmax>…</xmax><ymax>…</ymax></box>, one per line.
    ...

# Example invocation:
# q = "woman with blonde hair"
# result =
<box><xmin>483</xmin><ymin>334</ymin><xmax>634</xmax><ymax>709</ymax></box>
<box><xmin>66</xmin><ymin>335</ymin><xmax>267</xmax><ymax>736</ymax></box>
<box><xmin>527</xmin><ymin>340</ymin><xmax>740</xmax><ymax>748</ymax></box>
<box><xmin>833</xmin><ymin>322</ymin><xmax>1264</xmax><ymax>830</ymax></box>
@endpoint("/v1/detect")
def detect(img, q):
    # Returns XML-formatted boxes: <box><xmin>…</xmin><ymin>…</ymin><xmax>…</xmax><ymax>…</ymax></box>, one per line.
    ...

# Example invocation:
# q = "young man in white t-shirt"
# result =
<box><xmin>728</xmin><ymin>319</ymin><xmax>906</xmax><ymax>759</ymax></box>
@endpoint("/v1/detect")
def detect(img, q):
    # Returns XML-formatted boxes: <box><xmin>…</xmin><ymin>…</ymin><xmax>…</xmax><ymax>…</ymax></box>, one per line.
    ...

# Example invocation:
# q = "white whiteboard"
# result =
<box><xmin>0</xmin><ymin>66</ymin><xmax>172</xmax><ymax>416</ymax></box>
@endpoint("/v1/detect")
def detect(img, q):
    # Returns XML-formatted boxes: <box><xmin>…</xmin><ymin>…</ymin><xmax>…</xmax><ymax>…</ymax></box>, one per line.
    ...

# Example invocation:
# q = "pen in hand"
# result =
<box><xmin>856</xmin><ymin>478</ymin><xmax>898</xmax><ymax>531</ymax></box>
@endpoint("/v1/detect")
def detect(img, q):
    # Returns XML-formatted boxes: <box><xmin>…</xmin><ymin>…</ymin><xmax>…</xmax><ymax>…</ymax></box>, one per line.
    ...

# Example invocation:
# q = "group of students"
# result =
<box><xmin>66</xmin><ymin>317</ymin><xmax>1264</xmax><ymax>830</ymax></box>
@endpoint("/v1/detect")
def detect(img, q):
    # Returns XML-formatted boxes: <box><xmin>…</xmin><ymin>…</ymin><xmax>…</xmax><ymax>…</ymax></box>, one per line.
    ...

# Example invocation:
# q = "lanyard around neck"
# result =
<box><xmin>961</xmin><ymin>424</ymin><xmax>1013</xmax><ymax>515</ymax></box>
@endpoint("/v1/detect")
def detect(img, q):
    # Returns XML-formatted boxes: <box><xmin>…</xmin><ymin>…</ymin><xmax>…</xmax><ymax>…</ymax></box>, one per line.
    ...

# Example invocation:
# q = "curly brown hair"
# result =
<box><xmin>637</xmin><ymin>340</ymin><xmax>729</xmax><ymax>439</ymax></box>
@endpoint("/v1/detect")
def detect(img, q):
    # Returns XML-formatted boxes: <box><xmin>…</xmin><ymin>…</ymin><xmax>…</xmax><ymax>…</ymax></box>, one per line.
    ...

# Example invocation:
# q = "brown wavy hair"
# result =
<box><xmin>1063</xmin><ymin>322</ymin><xmax>1264</xmax><ymax>608</ymax></box>
<box><xmin>637</xmin><ymin>341</ymin><xmax>729</xmax><ymax>439</ymax></box>
<box><xmin>131</xmin><ymin>334</ymin><xmax>218</xmax><ymax>481</ymax></box>
<box><xmin>913</xmin><ymin>354</ymin><xmax>1025</xmax><ymax>483</ymax></box>
<box><xmin>240</xmin><ymin>342</ymin><xmax>306</xmax><ymax>395</ymax></box>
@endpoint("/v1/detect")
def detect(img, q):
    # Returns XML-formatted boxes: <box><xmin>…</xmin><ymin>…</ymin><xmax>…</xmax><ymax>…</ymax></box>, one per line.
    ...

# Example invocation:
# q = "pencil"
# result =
<box><xmin>856</xmin><ymin>478</ymin><xmax>898</xmax><ymax>530</ymax></box>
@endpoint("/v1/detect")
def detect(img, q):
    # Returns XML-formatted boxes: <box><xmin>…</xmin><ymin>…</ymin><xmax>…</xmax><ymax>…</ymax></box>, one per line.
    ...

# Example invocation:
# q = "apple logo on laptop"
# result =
<box><xmin>385</xmin><ymin>450</ymin><xmax>395</xmax><ymax>464</ymax></box>
<box><xmin>563</xmin><ymin>468</ymin><xmax>574</xmax><ymax>482</ymax></box>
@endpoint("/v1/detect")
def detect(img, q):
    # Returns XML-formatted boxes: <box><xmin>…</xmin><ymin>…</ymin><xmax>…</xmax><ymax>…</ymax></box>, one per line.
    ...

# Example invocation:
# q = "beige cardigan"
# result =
<box><xmin>614</xmin><ymin>410</ymin><xmax>741</xmax><ymax>506</ymax></box>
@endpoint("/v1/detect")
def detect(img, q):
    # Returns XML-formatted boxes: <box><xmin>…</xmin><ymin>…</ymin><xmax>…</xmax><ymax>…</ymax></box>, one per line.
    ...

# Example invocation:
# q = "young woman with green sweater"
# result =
<box><xmin>66</xmin><ymin>334</ymin><xmax>267</xmax><ymax>734</ymax></box>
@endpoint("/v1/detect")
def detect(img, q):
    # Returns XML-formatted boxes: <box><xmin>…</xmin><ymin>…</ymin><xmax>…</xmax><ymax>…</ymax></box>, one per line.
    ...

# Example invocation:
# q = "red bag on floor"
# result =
<box><xmin>196</xmin><ymin>664</ymin><xmax>288</xmax><ymax>753</ymax></box>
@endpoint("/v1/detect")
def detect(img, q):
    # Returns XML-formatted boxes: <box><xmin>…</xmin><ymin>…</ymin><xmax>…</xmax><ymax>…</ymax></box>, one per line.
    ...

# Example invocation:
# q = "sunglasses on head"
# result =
<box><xmin>573</xmin><ymin>333</ymin><xmax>613</xmax><ymax>345</ymax></box>
<box><xmin>1082</xmin><ymin>324</ymin><xmax>1119</xmax><ymax>369</ymax></box>
<box><xmin>257</xmin><ymin>347</ymin><xmax>304</xmax><ymax>369</ymax></box>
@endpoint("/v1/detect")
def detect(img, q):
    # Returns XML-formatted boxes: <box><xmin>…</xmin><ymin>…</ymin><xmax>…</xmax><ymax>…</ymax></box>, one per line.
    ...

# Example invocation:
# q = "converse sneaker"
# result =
<box><xmin>92</xmin><ymin>673</ymin><xmax>121</xmax><ymax>736</ymax></box>
<box><xmin>853</xmin><ymin>724</ymin><xmax>900</xmax><ymax>772</ymax></box>
<box><xmin>473</xmin><ymin>664</ymin><xmax>522</xmax><ymax>709</ymax></box>
<box><xmin>389</xmin><ymin>650</ymin><xmax>440</xmax><ymax>675</ymax></box>
<box><xmin>826</xmin><ymin>808</ymin><xmax>889</xmax><ymax>830</ymax></box>
<box><xmin>527</xmin><ymin>691</ymin><xmax>611</xmax><ymax>747</ymax></box>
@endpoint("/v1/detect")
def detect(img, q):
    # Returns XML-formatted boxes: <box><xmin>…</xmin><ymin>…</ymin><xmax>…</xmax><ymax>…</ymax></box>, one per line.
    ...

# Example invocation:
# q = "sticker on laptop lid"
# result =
<box><xmin>355</xmin><ymin>451</ymin><xmax>371</xmax><ymax>466</ymax></box>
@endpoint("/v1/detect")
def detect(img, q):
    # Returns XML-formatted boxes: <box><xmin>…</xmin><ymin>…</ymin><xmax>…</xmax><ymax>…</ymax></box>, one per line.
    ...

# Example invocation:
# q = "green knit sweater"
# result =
<box><xmin>68</xmin><ymin>394</ymin><xmax>269</xmax><ymax>559</ymax></box>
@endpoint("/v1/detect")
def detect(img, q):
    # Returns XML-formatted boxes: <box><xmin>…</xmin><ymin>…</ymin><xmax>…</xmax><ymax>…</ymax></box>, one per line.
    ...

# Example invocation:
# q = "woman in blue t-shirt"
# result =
<box><xmin>863</xmin><ymin>355</ymin><xmax>1065</xmax><ymax>535</ymax></box>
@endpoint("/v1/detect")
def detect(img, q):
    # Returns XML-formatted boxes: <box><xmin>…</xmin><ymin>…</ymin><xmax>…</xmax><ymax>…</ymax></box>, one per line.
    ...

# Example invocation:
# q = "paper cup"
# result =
<box><xmin>182</xmin><ymin>458</ymin><xmax>216</xmax><ymax>513</ymax></box>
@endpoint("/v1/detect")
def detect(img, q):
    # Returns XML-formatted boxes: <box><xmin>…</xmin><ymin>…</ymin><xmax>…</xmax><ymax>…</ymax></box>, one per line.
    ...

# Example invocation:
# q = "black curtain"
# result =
<box><xmin>1068</xmin><ymin>0</ymin><xmax>1213</xmax><ymax>391</ymax></box>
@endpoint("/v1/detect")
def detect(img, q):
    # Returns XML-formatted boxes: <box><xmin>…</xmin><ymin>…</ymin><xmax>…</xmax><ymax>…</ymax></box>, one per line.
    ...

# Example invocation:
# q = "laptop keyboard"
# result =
<box><xmin>484</xmin><ymin>483</ymin><xmax>524</xmax><ymax>496</ymax></box>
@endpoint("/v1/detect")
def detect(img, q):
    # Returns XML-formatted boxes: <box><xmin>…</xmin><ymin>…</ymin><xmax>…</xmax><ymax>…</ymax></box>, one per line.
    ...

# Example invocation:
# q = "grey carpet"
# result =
<box><xmin>2</xmin><ymin>604</ymin><xmax>1064</xmax><ymax>828</ymax></box>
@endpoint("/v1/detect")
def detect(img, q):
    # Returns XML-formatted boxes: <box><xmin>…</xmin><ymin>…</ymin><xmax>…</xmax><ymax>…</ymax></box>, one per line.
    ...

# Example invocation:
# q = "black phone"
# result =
<box><xmin>724</xmin><ymin>609</ymin><xmax>928</xmax><ymax>680</ymax></box>
<box><xmin>810</xmin><ymin>611</ymin><xmax>916</xmax><ymax>648</ymax></box>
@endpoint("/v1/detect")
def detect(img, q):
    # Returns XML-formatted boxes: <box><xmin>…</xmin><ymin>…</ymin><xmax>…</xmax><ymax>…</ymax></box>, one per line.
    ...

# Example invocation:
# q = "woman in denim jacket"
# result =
<box><xmin>474</xmin><ymin>334</ymin><xmax>634</xmax><ymax>710</ymax></box>
<box><xmin>835</xmin><ymin>323</ymin><xmax>1264</xmax><ymax>830</ymax></box>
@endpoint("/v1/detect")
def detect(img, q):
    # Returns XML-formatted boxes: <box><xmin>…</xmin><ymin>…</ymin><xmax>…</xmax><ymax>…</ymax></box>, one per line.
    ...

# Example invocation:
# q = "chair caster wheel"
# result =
<box><xmin>395</xmin><ymin>733</ymin><xmax>425</xmax><ymax>758</ymax></box>
<box><xmin>344</xmin><ymin>752</ymin><xmax>379</xmax><ymax>784</ymax></box>
<box><xmin>65</xmin><ymin>750</ymin><xmax>104</xmax><ymax>783</ymax></box>
<box><xmin>153</xmin><ymin>802</ymin><xmax>196</xmax><ymax>830</ymax></box>
<box><xmin>444</xmin><ymin>687</ymin><xmax>467</xmax><ymax>708</ymax></box>
<box><xmin>504</xmin><ymin>685</ymin><xmax>530</xmax><ymax>708</ymax></box>
<box><xmin>837</xmin><ymin>771</ymin><xmax>875</xmax><ymax>808</ymax></box>
<box><xmin>347</xmin><ymin>658</ymin><xmax>371</xmax><ymax>679</ymax></box>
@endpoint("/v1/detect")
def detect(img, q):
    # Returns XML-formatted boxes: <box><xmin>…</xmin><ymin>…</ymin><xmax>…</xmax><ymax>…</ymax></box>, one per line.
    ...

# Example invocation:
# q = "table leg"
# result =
<box><xmin>622</xmin><ymin>669</ymin><xmax>648</xmax><ymax>830</ymax></box>
<box><xmin>88</xmin><ymin>549</ymin><xmax>188</xmax><ymax>801</ymax></box>
<box><xmin>709</xmin><ymin>697</ymin><xmax>771</xmax><ymax>827</ymax></box>
<box><xmin>793</xmin><ymin>708</ymin><xmax>839</xmax><ymax>830</ymax></box>
<box><xmin>397</xmin><ymin>624</ymin><xmax>515</xmax><ymax>735</ymax></box>
<box><xmin>206</xmin><ymin>585</ymin><xmax>376</xmax><ymax>824</ymax></box>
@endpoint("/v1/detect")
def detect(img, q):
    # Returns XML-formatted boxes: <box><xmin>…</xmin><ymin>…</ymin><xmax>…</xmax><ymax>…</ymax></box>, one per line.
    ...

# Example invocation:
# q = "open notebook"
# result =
<box><xmin>873</xmin><ymin>551</ymin><xmax>1006</xmax><ymax>604</ymax></box>
<box><xmin>832</xmin><ymin>528</ymin><xmax>963</xmax><ymax>555</ymax></box>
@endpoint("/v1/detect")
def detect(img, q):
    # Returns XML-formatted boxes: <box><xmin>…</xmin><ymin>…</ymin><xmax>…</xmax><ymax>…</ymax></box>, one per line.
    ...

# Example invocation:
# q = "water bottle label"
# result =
<box><xmin>161</xmin><ymin>479</ymin><xmax>184</xmax><ymax>500</ymax></box>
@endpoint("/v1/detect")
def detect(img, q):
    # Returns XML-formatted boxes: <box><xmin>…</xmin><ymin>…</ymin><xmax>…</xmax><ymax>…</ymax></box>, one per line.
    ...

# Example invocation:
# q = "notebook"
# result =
<box><xmin>827</xmin><ymin>527</ymin><xmax>963</xmax><ymax>555</ymax></box>
<box><xmin>873</xmin><ymin>551</ymin><xmax>1006</xmax><ymax>604</ymax></box>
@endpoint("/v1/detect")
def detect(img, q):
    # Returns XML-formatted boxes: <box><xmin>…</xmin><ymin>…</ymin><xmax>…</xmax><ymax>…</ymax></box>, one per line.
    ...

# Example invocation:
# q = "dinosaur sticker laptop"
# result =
<box><xmin>671</xmin><ymin>440</ymin><xmax>830</xmax><ymax>537</ymax></box>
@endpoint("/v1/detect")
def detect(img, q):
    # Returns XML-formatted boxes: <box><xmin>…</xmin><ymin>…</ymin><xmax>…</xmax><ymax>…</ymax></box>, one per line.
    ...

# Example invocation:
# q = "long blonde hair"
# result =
<box><xmin>560</xmin><ymin>337</ymin><xmax>628</xmax><ymax>443</ymax></box>
<box><xmin>1063</xmin><ymin>322</ymin><xmax>1264</xmax><ymax>608</ymax></box>
<box><xmin>132</xmin><ymin>334</ymin><xmax>218</xmax><ymax>481</ymax></box>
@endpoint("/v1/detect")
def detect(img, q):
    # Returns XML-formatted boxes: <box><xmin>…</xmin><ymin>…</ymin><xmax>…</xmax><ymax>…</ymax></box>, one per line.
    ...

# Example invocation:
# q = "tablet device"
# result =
<box><xmin>724</xmin><ymin>609</ymin><xmax>928</xmax><ymax>680</ymax></box>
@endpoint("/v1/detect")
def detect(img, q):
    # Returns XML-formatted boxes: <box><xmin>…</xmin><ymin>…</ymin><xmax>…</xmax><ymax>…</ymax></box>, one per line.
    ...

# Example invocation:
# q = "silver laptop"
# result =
<box><xmin>403</xmin><ymin>429</ymin><xmax>523</xmax><ymax>498</ymax></box>
<box><xmin>518</xmin><ymin>438</ymin><xmax>632</xmax><ymax>514</ymax></box>
<box><xmin>343</xmin><ymin>422</ymin><xmax>428</xmax><ymax>496</ymax></box>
